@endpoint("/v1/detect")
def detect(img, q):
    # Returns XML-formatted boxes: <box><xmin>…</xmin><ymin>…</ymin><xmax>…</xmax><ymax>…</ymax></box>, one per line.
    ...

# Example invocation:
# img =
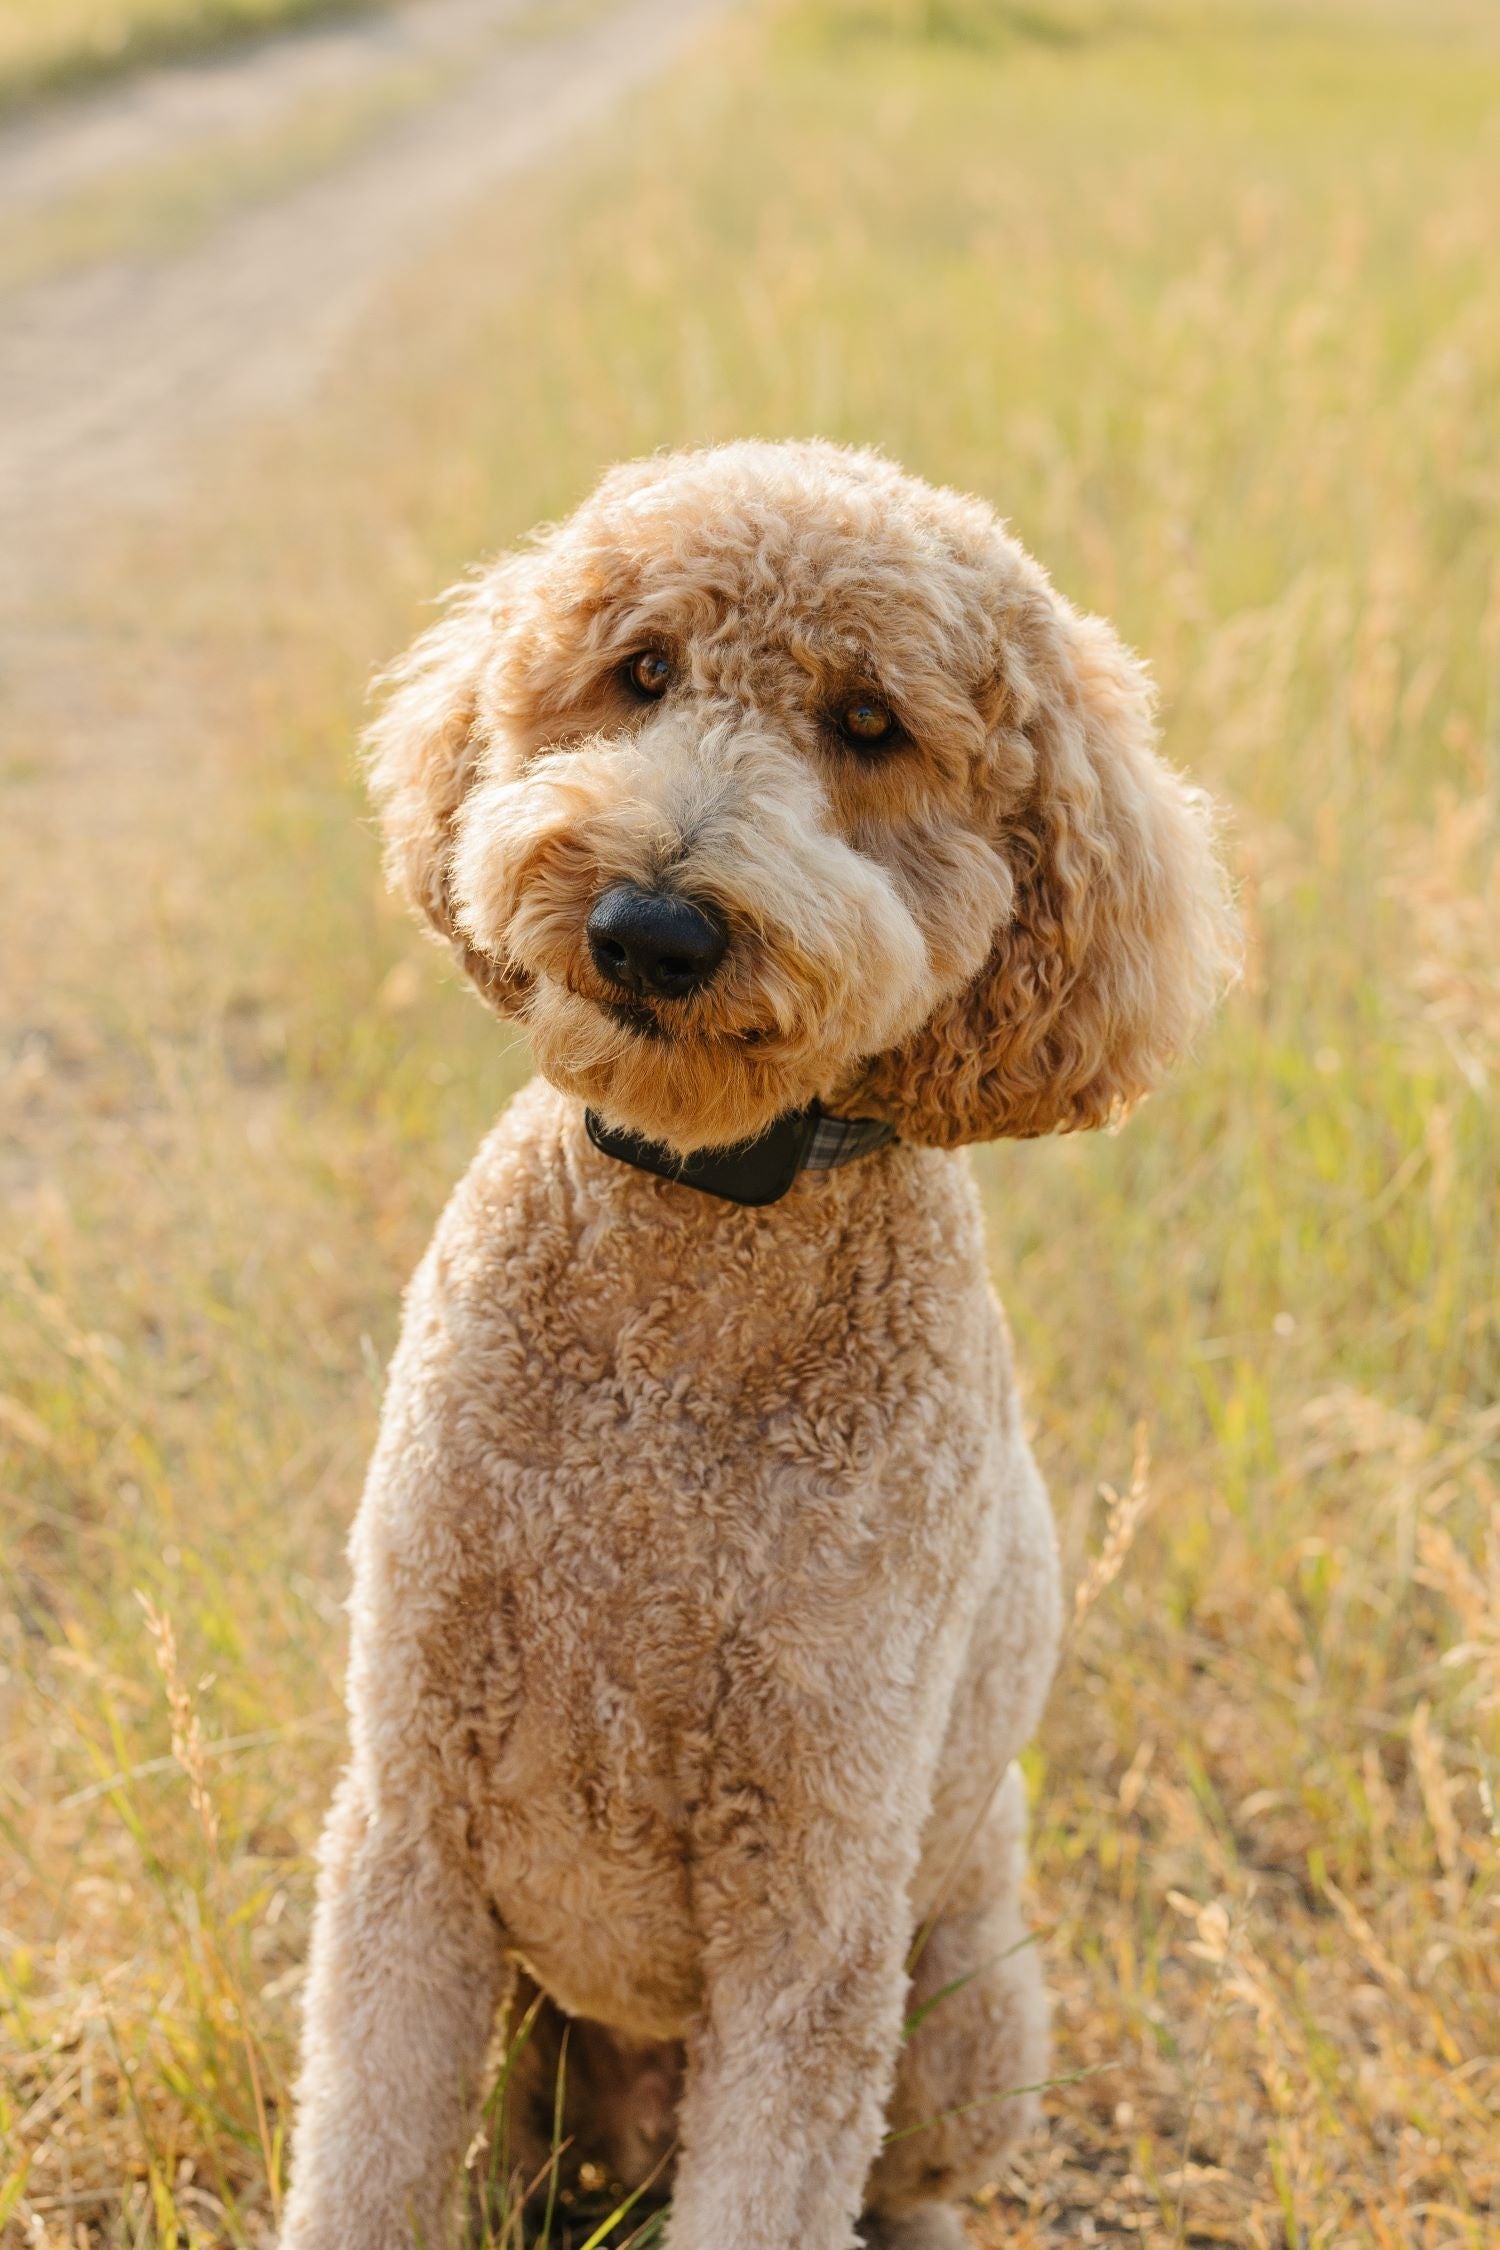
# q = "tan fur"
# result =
<box><xmin>282</xmin><ymin>442</ymin><xmax>1236</xmax><ymax>2250</ymax></box>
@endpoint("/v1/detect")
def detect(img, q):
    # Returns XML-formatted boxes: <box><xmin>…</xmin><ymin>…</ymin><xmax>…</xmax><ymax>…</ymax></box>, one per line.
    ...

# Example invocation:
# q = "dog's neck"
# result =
<box><xmin>584</xmin><ymin>1103</ymin><xmax>898</xmax><ymax>1209</ymax></box>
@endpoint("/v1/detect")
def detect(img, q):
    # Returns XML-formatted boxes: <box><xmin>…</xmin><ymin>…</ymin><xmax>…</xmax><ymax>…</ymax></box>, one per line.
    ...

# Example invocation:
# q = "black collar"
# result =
<box><xmin>585</xmin><ymin>1102</ymin><xmax>897</xmax><ymax>1207</ymax></box>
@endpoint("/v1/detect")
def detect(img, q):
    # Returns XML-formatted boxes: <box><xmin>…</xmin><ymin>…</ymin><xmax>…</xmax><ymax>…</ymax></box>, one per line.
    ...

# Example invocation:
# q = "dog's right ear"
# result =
<box><xmin>364</xmin><ymin>558</ymin><xmax>536</xmax><ymax>1017</ymax></box>
<box><xmin>845</xmin><ymin>603</ymin><xmax>1238</xmax><ymax>1146</ymax></box>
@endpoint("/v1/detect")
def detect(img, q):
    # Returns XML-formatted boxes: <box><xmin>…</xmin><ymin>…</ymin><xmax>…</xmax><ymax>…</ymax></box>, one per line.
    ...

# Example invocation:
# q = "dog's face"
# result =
<box><xmin>369</xmin><ymin>443</ymin><xmax>1236</xmax><ymax>1153</ymax></box>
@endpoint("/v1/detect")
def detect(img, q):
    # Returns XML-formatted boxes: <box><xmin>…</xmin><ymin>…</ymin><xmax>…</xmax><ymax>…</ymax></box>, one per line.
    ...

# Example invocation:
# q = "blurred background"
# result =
<box><xmin>1</xmin><ymin>0</ymin><xmax>1496</xmax><ymax>2242</ymax></box>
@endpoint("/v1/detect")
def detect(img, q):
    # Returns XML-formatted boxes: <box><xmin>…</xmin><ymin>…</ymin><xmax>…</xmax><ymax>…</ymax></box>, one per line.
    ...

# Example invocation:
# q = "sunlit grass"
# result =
<box><xmin>0</xmin><ymin>0</ymin><xmax>386</xmax><ymax>106</ymax></box>
<box><xmin>2</xmin><ymin>0</ymin><xmax>1497</xmax><ymax>2241</ymax></box>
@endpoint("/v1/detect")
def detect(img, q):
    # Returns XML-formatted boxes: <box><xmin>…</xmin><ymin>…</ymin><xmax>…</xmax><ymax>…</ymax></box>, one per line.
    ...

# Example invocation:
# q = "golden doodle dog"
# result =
<box><xmin>282</xmin><ymin>441</ymin><xmax>1236</xmax><ymax>2250</ymax></box>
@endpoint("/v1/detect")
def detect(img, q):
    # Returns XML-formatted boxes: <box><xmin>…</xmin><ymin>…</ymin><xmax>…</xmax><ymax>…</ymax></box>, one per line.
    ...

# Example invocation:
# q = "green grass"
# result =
<box><xmin>2</xmin><ymin>0</ymin><xmax>1498</xmax><ymax>2241</ymax></box>
<box><xmin>0</xmin><ymin>0</ymin><xmax>389</xmax><ymax>107</ymax></box>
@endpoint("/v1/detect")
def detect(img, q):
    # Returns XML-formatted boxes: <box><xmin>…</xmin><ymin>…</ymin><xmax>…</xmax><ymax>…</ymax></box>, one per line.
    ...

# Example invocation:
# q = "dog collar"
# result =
<box><xmin>584</xmin><ymin>1102</ymin><xmax>897</xmax><ymax>1208</ymax></box>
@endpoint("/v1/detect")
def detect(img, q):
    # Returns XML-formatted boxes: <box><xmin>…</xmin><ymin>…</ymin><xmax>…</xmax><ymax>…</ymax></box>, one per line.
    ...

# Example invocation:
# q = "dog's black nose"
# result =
<box><xmin>586</xmin><ymin>885</ymin><xmax>728</xmax><ymax>1000</ymax></box>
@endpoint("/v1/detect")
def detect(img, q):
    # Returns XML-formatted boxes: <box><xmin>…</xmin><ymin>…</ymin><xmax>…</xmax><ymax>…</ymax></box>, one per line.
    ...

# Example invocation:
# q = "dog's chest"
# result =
<box><xmin>371</xmin><ymin>1104</ymin><xmax>1008</xmax><ymax>2027</ymax></box>
<box><xmin>434</xmin><ymin>1245</ymin><xmax>972</xmax><ymax>1737</ymax></box>
<box><xmin>406</xmin><ymin>1318</ymin><xmax>961</xmax><ymax>2031</ymax></box>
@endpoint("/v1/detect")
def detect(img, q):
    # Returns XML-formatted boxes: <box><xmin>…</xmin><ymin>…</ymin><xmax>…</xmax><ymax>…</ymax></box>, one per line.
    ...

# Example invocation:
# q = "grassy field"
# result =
<box><xmin>0</xmin><ymin>0</ymin><xmax>384</xmax><ymax>106</ymax></box>
<box><xmin>3</xmin><ymin>0</ymin><xmax>1499</xmax><ymax>2243</ymax></box>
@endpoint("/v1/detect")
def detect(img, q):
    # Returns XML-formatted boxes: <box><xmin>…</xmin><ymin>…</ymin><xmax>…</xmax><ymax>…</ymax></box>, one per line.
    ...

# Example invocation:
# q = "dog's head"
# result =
<box><xmin>368</xmin><ymin>442</ymin><xmax>1237</xmax><ymax>1154</ymax></box>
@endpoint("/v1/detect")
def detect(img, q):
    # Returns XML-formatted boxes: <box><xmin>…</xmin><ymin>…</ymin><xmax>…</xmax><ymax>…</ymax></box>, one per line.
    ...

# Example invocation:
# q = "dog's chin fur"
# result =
<box><xmin>524</xmin><ymin>986</ymin><xmax>839</xmax><ymax>1153</ymax></box>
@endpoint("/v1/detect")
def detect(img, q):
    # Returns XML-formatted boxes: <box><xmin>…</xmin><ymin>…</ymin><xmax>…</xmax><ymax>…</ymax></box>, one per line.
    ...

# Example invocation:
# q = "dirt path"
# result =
<box><xmin>0</xmin><ymin>0</ymin><xmax>528</xmax><ymax>217</ymax></box>
<box><xmin>0</xmin><ymin>0</ymin><xmax>726</xmax><ymax>539</ymax></box>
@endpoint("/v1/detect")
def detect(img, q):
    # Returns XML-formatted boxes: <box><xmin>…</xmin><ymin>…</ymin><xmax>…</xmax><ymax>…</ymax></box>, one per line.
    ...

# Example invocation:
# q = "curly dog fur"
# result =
<box><xmin>281</xmin><ymin>441</ymin><xmax>1236</xmax><ymax>2250</ymax></box>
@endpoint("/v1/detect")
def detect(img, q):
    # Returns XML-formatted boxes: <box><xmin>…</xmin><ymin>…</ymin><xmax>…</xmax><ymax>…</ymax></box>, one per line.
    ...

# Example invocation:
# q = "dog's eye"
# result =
<box><xmin>624</xmin><ymin>650</ymin><xmax>672</xmax><ymax>700</ymax></box>
<box><xmin>837</xmin><ymin>695</ymin><xmax>896</xmax><ymax>749</ymax></box>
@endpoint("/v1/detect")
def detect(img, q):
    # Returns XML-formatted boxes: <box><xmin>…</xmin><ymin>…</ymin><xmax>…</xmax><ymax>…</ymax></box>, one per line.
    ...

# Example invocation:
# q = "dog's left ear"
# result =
<box><xmin>364</xmin><ymin>557</ymin><xmax>538</xmax><ymax>1018</ymax></box>
<box><xmin>850</xmin><ymin>604</ymin><xmax>1239</xmax><ymax>1147</ymax></box>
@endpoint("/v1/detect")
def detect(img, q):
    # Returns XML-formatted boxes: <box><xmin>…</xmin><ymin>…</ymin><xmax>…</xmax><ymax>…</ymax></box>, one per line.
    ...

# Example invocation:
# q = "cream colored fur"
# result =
<box><xmin>281</xmin><ymin>442</ymin><xmax>1237</xmax><ymax>2250</ymax></box>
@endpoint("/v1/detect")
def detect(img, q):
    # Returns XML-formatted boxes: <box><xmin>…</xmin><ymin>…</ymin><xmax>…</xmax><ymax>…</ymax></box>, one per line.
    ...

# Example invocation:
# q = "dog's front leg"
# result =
<box><xmin>281</xmin><ymin>1772</ymin><xmax>508</xmax><ymax>2250</ymax></box>
<box><xmin>666</xmin><ymin>1837</ymin><xmax>914</xmax><ymax>2250</ymax></box>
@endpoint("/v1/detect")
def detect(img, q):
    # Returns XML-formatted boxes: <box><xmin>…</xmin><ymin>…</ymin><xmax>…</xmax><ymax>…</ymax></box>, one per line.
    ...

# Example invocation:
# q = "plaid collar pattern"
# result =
<box><xmin>585</xmin><ymin>1101</ymin><xmax>898</xmax><ymax>1208</ymax></box>
<box><xmin>800</xmin><ymin>1109</ymin><xmax>899</xmax><ymax>1172</ymax></box>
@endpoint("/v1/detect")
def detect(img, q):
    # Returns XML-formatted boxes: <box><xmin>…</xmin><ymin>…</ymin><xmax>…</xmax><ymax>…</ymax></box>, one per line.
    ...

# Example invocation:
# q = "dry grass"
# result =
<box><xmin>2</xmin><ymin>0</ymin><xmax>1498</xmax><ymax>2242</ymax></box>
<box><xmin>0</xmin><ymin>0</ymin><xmax>386</xmax><ymax>106</ymax></box>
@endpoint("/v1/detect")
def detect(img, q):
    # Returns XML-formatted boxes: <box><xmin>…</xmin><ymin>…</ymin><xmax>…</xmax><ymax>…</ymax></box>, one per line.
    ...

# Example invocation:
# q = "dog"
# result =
<box><xmin>280</xmin><ymin>440</ymin><xmax>1236</xmax><ymax>2250</ymax></box>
